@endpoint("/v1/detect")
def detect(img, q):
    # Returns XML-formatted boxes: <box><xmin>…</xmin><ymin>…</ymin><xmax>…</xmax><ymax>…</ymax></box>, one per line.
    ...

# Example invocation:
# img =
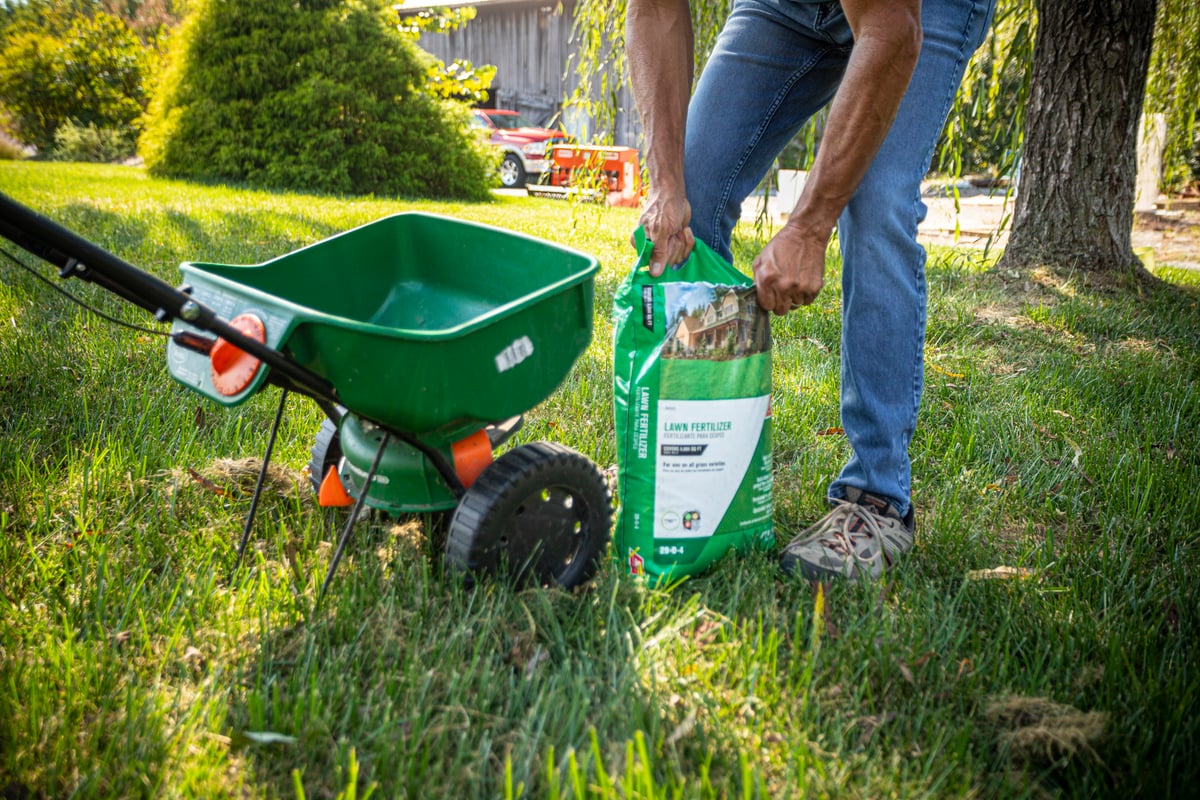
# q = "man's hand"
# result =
<box><xmin>636</xmin><ymin>190</ymin><xmax>694</xmax><ymax>276</ymax></box>
<box><xmin>752</xmin><ymin>222</ymin><xmax>831</xmax><ymax>315</ymax></box>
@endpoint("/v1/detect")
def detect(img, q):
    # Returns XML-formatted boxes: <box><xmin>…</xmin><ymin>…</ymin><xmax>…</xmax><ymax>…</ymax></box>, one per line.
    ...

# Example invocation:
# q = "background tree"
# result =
<box><xmin>0</xmin><ymin>0</ymin><xmax>99</xmax><ymax>38</ymax></box>
<box><xmin>0</xmin><ymin>6</ymin><xmax>150</xmax><ymax>154</ymax></box>
<box><xmin>999</xmin><ymin>0</ymin><xmax>1160</xmax><ymax>278</ymax></box>
<box><xmin>139</xmin><ymin>0</ymin><xmax>494</xmax><ymax>199</ymax></box>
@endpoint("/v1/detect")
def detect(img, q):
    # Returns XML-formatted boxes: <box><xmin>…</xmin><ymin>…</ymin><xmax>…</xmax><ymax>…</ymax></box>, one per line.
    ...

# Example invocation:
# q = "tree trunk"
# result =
<box><xmin>1000</xmin><ymin>0</ymin><xmax>1159</xmax><ymax>278</ymax></box>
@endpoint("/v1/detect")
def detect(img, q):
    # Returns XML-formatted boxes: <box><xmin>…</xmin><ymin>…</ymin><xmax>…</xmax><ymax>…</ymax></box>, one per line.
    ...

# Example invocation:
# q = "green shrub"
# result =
<box><xmin>139</xmin><ymin>0</ymin><xmax>494</xmax><ymax>200</ymax></box>
<box><xmin>50</xmin><ymin>120</ymin><xmax>137</xmax><ymax>163</ymax></box>
<box><xmin>0</xmin><ymin>136</ymin><xmax>24</xmax><ymax>160</ymax></box>
<box><xmin>0</xmin><ymin>11</ymin><xmax>149</xmax><ymax>151</ymax></box>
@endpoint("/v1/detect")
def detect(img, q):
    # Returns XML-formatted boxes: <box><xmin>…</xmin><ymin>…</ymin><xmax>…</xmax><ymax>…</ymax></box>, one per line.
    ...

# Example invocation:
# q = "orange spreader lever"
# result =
<box><xmin>210</xmin><ymin>313</ymin><xmax>266</xmax><ymax>396</ymax></box>
<box><xmin>318</xmin><ymin>466</ymin><xmax>355</xmax><ymax>507</ymax></box>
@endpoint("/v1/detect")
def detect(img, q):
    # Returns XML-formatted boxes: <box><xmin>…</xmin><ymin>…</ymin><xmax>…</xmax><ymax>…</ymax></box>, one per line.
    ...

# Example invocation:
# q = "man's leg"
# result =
<box><xmin>833</xmin><ymin>0</ymin><xmax>997</xmax><ymax>513</ymax></box>
<box><xmin>781</xmin><ymin>0</ymin><xmax>997</xmax><ymax>580</ymax></box>
<box><xmin>684</xmin><ymin>0</ymin><xmax>853</xmax><ymax>261</ymax></box>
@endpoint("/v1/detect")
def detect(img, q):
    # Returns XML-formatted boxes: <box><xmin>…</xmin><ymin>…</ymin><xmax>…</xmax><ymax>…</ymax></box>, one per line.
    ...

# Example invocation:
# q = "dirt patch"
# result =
<box><xmin>1134</xmin><ymin>205</ymin><xmax>1200</xmax><ymax>269</ymax></box>
<box><xmin>166</xmin><ymin>458</ymin><xmax>308</xmax><ymax>499</ymax></box>
<box><xmin>971</xmin><ymin>265</ymin><xmax>1075</xmax><ymax>332</ymax></box>
<box><xmin>209</xmin><ymin>457</ymin><xmax>307</xmax><ymax>495</ymax></box>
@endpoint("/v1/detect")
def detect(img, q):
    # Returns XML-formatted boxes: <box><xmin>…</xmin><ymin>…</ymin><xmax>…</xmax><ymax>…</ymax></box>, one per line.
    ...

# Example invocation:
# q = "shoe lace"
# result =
<box><xmin>819</xmin><ymin>499</ymin><xmax>885</xmax><ymax>560</ymax></box>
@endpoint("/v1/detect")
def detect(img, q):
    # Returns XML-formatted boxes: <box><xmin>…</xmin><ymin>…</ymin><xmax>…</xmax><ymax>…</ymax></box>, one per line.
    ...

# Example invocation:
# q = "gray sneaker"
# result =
<box><xmin>779</xmin><ymin>488</ymin><xmax>915</xmax><ymax>580</ymax></box>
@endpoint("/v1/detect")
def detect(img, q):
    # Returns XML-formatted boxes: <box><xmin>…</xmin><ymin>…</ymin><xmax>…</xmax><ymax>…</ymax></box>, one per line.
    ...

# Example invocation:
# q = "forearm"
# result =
<box><xmin>789</xmin><ymin>1</ymin><xmax>923</xmax><ymax>237</ymax></box>
<box><xmin>755</xmin><ymin>0</ymin><xmax>921</xmax><ymax>314</ymax></box>
<box><xmin>627</xmin><ymin>0</ymin><xmax>694</xmax><ymax>195</ymax></box>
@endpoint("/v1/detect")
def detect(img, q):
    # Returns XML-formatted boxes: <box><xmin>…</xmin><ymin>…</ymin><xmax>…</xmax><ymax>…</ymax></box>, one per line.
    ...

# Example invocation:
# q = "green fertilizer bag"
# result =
<box><xmin>613</xmin><ymin>228</ymin><xmax>773</xmax><ymax>580</ymax></box>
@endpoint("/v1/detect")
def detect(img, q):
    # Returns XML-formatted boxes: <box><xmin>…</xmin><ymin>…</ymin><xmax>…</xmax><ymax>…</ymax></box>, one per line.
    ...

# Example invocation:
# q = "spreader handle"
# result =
<box><xmin>0</xmin><ymin>190</ymin><xmax>339</xmax><ymax>405</ymax></box>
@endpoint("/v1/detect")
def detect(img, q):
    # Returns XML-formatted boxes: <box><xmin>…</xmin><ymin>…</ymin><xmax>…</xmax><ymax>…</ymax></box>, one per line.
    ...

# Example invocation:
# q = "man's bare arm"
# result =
<box><xmin>754</xmin><ymin>0</ymin><xmax>923</xmax><ymax>315</ymax></box>
<box><xmin>627</xmin><ymin>0</ymin><xmax>696</xmax><ymax>274</ymax></box>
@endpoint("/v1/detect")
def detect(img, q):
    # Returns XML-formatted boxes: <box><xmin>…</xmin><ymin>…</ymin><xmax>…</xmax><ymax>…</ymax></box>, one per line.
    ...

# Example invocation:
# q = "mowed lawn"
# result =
<box><xmin>1</xmin><ymin>162</ymin><xmax>1198</xmax><ymax>799</ymax></box>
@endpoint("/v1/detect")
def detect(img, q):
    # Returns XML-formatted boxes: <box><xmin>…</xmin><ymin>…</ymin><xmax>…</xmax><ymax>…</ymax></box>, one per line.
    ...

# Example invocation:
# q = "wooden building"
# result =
<box><xmin>399</xmin><ymin>0</ymin><xmax>642</xmax><ymax>146</ymax></box>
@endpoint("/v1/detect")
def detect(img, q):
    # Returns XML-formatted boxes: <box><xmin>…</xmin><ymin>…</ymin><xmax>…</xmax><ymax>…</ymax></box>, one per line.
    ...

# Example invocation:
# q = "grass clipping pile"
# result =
<box><xmin>172</xmin><ymin>458</ymin><xmax>309</xmax><ymax>501</ymax></box>
<box><xmin>985</xmin><ymin>695</ymin><xmax>1107</xmax><ymax>767</ymax></box>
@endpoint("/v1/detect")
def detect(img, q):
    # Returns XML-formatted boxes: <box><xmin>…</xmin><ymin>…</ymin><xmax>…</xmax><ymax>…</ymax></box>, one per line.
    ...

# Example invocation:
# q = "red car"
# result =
<box><xmin>471</xmin><ymin>108</ymin><xmax>570</xmax><ymax>188</ymax></box>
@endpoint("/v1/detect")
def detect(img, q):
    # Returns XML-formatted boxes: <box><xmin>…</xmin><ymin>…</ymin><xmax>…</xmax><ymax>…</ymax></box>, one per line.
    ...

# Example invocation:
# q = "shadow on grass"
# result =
<box><xmin>50</xmin><ymin>202</ymin><xmax>346</xmax><ymax>278</ymax></box>
<box><xmin>221</xmin><ymin>513</ymin><xmax>684</xmax><ymax>798</ymax></box>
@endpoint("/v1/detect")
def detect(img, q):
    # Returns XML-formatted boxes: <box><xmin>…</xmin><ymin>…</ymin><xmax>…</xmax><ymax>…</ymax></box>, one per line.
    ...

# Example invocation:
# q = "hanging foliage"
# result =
<box><xmin>566</xmin><ymin>0</ymin><xmax>628</xmax><ymax>145</ymax></box>
<box><xmin>567</xmin><ymin>0</ymin><xmax>732</xmax><ymax>145</ymax></box>
<box><xmin>395</xmin><ymin>5</ymin><xmax>497</xmax><ymax>105</ymax></box>
<box><xmin>1145</xmin><ymin>0</ymin><xmax>1200</xmax><ymax>191</ymax></box>
<box><xmin>934</xmin><ymin>0</ymin><xmax>1036</xmax><ymax>182</ymax></box>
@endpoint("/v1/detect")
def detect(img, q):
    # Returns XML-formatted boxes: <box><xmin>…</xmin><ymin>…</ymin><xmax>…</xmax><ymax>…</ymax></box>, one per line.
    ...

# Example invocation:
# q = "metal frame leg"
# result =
<box><xmin>316</xmin><ymin>432</ymin><xmax>390</xmax><ymax>609</ymax></box>
<box><xmin>233</xmin><ymin>389</ymin><xmax>289</xmax><ymax>571</ymax></box>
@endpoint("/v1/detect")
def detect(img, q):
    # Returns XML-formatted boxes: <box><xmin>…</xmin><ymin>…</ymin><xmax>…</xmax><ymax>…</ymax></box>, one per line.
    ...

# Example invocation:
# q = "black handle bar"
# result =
<box><xmin>0</xmin><ymin>190</ymin><xmax>339</xmax><ymax>405</ymax></box>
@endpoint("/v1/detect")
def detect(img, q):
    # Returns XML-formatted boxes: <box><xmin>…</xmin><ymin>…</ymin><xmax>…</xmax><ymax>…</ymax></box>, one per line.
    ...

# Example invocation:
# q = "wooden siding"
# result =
<box><xmin>415</xmin><ymin>1</ymin><xmax>642</xmax><ymax>146</ymax></box>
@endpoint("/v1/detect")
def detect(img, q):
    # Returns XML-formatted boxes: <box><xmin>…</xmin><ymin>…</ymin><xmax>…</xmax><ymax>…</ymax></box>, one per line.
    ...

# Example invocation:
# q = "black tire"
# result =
<box><xmin>309</xmin><ymin>417</ymin><xmax>343</xmax><ymax>495</ymax></box>
<box><xmin>498</xmin><ymin>153</ymin><xmax>526</xmax><ymax>188</ymax></box>
<box><xmin>445</xmin><ymin>442</ymin><xmax>611</xmax><ymax>589</ymax></box>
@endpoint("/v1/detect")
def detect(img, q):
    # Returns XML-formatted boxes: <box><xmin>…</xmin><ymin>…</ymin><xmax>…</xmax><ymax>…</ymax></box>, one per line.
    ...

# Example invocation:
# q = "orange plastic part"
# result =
<box><xmin>210</xmin><ymin>313</ymin><xmax>266</xmax><ymax>397</ymax></box>
<box><xmin>451</xmin><ymin>429</ymin><xmax>494</xmax><ymax>489</ymax></box>
<box><xmin>318</xmin><ymin>466</ymin><xmax>355</xmax><ymax>507</ymax></box>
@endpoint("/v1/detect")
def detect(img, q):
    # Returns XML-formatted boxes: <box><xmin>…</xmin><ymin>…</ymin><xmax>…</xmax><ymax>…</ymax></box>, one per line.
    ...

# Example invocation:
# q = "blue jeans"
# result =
<box><xmin>684</xmin><ymin>0</ymin><xmax>996</xmax><ymax>516</ymax></box>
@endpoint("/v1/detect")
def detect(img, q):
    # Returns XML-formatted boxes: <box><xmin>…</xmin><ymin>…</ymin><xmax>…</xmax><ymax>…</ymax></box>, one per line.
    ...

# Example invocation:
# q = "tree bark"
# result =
<box><xmin>1000</xmin><ymin>0</ymin><xmax>1159</xmax><ymax>278</ymax></box>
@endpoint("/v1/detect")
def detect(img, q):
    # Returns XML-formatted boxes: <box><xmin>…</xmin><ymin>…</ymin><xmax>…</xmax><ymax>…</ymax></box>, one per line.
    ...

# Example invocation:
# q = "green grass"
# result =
<box><xmin>1</xmin><ymin>162</ymin><xmax>1198</xmax><ymax>799</ymax></box>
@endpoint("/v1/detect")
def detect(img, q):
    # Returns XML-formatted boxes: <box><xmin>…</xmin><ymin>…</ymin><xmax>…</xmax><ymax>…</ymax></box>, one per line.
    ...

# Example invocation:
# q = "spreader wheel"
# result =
<box><xmin>309</xmin><ymin>417</ymin><xmax>343</xmax><ymax>494</ymax></box>
<box><xmin>445</xmin><ymin>442</ymin><xmax>611</xmax><ymax>588</ymax></box>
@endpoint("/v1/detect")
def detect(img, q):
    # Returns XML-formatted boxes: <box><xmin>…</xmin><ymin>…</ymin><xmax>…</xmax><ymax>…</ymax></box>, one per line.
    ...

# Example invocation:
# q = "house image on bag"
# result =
<box><xmin>665</xmin><ymin>287</ymin><xmax>769</xmax><ymax>359</ymax></box>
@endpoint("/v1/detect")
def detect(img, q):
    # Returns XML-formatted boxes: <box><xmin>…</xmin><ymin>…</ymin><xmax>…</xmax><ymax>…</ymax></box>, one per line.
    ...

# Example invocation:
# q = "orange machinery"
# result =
<box><xmin>530</xmin><ymin>145</ymin><xmax>641</xmax><ymax>207</ymax></box>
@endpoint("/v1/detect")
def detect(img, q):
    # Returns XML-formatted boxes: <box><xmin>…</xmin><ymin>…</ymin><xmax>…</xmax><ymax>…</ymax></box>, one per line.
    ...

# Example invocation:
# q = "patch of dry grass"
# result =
<box><xmin>985</xmin><ymin>695</ymin><xmax>1107</xmax><ymax>767</ymax></box>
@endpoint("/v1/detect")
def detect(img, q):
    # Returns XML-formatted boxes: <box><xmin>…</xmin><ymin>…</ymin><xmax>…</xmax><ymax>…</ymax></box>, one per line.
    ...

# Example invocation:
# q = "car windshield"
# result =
<box><xmin>485</xmin><ymin>112</ymin><xmax>535</xmax><ymax>130</ymax></box>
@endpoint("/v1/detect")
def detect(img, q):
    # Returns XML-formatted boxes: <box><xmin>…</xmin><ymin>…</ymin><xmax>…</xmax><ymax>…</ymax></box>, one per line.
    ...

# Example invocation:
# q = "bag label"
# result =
<box><xmin>654</xmin><ymin>396</ymin><xmax>770</xmax><ymax>538</ymax></box>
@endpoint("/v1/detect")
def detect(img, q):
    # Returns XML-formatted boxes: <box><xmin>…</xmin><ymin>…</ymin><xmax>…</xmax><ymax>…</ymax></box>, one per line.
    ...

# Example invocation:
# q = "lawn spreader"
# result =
<box><xmin>0</xmin><ymin>191</ymin><xmax>612</xmax><ymax>599</ymax></box>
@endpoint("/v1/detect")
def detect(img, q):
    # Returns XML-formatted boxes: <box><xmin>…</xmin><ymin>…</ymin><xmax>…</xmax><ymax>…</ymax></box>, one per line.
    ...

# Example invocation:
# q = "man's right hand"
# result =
<box><xmin>635</xmin><ymin>190</ymin><xmax>695</xmax><ymax>276</ymax></box>
<box><xmin>627</xmin><ymin>0</ymin><xmax>695</xmax><ymax>277</ymax></box>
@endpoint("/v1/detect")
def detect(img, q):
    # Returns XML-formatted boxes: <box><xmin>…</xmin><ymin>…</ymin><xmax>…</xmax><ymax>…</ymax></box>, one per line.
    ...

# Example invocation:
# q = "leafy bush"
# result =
<box><xmin>397</xmin><ymin>7</ymin><xmax>497</xmax><ymax>104</ymax></box>
<box><xmin>140</xmin><ymin>0</ymin><xmax>495</xmax><ymax>200</ymax></box>
<box><xmin>0</xmin><ymin>137</ymin><xmax>24</xmax><ymax>160</ymax></box>
<box><xmin>0</xmin><ymin>11</ymin><xmax>149</xmax><ymax>151</ymax></box>
<box><xmin>50</xmin><ymin>120</ymin><xmax>137</xmax><ymax>162</ymax></box>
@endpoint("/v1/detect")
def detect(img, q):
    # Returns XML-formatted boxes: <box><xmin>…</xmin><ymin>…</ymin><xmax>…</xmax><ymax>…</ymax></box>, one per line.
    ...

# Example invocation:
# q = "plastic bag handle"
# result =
<box><xmin>631</xmin><ymin>226</ymin><xmax>751</xmax><ymax>287</ymax></box>
<box><xmin>632</xmin><ymin>226</ymin><xmax>656</xmax><ymax>272</ymax></box>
